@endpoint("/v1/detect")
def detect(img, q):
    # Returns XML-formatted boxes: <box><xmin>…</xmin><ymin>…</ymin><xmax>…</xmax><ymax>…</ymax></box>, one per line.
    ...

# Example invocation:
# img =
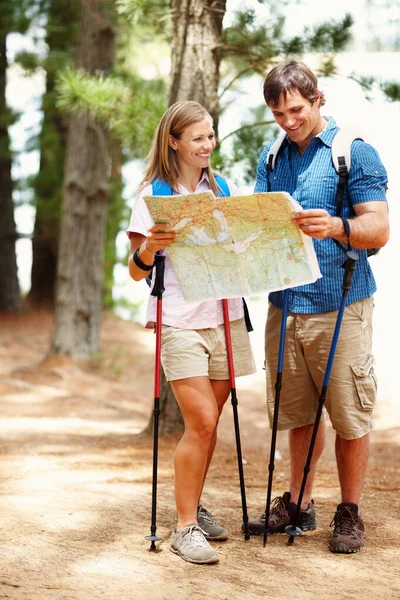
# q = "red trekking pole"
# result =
<box><xmin>222</xmin><ymin>299</ymin><xmax>250</xmax><ymax>540</ymax></box>
<box><xmin>145</xmin><ymin>253</ymin><xmax>165</xmax><ymax>551</ymax></box>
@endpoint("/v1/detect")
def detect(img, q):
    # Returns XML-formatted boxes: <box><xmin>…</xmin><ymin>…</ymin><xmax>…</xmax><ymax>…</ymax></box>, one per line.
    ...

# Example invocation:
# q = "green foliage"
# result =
<box><xmin>222</xmin><ymin>10</ymin><xmax>354</xmax><ymax>86</ymax></box>
<box><xmin>116</xmin><ymin>0</ymin><xmax>170</xmax><ymax>35</ymax></box>
<box><xmin>0</xmin><ymin>0</ymin><xmax>34</xmax><ymax>36</ymax></box>
<box><xmin>217</xmin><ymin>104</ymin><xmax>277</xmax><ymax>184</ymax></box>
<box><xmin>220</xmin><ymin>9</ymin><xmax>355</xmax><ymax>181</ymax></box>
<box><xmin>381</xmin><ymin>81</ymin><xmax>400</xmax><ymax>102</ymax></box>
<box><xmin>12</xmin><ymin>50</ymin><xmax>40</xmax><ymax>71</ymax></box>
<box><xmin>306</xmin><ymin>14</ymin><xmax>354</xmax><ymax>53</ymax></box>
<box><xmin>104</xmin><ymin>168</ymin><xmax>127</xmax><ymax>308</ymax></box>
<box><xmin>56</xmin><ymin>66</ymin><xmax>166</xmax><ymax>157</ymax></box>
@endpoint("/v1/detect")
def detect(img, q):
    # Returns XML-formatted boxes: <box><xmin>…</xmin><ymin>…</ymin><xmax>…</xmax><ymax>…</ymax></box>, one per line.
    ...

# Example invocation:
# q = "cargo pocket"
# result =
<box><xmin>350</xmin><ymin>356</ymin><xmax>377</xmax><ymax>410</ymax></box>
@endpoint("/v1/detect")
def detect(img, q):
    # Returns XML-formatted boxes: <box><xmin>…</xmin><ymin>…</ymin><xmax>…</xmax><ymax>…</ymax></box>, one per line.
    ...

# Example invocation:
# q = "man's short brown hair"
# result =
<box><xmin>263</xmin><ymin>60</ymin><xmax>326</xmax><ymax>107</ymax></box>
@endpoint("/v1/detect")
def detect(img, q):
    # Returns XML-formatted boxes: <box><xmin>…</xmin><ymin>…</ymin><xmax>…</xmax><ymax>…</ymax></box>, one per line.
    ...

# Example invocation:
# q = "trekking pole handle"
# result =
<box><xmin>342</xmin><ymin>250</ymin><xmax>359</xmax><ymax>294</ymax></box>
<box><xmin>151</xmin><ymin>253</ymin><xmax>166</xmax><ymax>298</ymax></box>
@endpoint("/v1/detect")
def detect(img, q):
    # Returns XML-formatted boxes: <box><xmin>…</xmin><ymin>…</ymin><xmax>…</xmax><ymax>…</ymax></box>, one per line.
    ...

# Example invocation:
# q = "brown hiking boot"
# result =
<box><xmin>244</xmin><ymin>491</ymin><xmax>316</xmax><ymax>535</ymax></box>
<box><xmin>329</xmin><ymin>502</ymin><xmax>365</xmax><ymax>554</ymax></box>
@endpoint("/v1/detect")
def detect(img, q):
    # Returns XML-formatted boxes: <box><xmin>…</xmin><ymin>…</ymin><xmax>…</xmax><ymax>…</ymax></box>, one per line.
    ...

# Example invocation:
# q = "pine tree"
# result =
<box><xmin>50</xmin><ymin>0</ymin><xmax>116</xmax><ymax>359</ymax></box>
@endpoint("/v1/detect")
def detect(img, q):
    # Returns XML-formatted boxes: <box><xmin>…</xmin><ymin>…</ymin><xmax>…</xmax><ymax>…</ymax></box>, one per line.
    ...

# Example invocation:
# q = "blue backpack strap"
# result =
<box><xmin>151</xmin><ymin>178</ymin><xmax>173</xmax><ymax>195</ymax></box>
<box><xmin>214</xmin><ymin>174</ymin><xmax>230</xmax><ymax>197</ymax></box>
<box><xmin>153</xmin><ymin>175</ymin><xmax>229</xmax><ymax>197</ymax></box>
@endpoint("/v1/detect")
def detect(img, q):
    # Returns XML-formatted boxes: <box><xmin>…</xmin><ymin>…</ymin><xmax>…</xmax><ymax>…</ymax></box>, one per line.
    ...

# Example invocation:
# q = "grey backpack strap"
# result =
<box><xmin>331</xmin><ymin>128</ymin><xmax>364</xmax><ymax>217</ymax></box>
<box><xmin>265</xmin><ymin>132</ymin><xmax>287</xmax><ymax>192</ymax></box>
<box><xmin>266</xmin><ymin>131</ymin><xmax>287</xmax><ymax>173</ymax></box>
<box><xmin>331</xmin><ymin>129</ymin><xmax>362</xmax><ymax>174</ymax></box>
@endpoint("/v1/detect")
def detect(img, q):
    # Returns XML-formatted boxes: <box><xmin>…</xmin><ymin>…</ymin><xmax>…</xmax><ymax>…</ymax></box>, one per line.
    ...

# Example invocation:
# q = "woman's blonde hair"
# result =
<box><xmin>140</xmin><ymin>100</ymin><xmax>220</xmax><ymax>196</ymax></box>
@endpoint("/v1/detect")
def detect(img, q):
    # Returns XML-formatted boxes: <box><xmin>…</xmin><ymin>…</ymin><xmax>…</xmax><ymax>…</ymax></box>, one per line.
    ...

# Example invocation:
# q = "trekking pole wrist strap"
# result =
<box><xmin>132</xmin><ymin>247</ymin><xmax>154</xmax><ymax>271</ymax></box>
<box><xmin>340</xmin><ymin>217</ymin><xmax>351</xmax><ymax>251</ymax></box>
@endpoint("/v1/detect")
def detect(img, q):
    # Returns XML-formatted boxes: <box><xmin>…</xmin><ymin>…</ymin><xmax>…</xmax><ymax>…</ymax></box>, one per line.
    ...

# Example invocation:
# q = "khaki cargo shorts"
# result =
<box><xmin>161</xmin><ymin>317</ymin><xmax>256</xmax><ymax>382</ymax></box>
<box><xmin>265</xmin><ymin>298</ymin><xmax>377</xmax><ymax>440</ymax></box>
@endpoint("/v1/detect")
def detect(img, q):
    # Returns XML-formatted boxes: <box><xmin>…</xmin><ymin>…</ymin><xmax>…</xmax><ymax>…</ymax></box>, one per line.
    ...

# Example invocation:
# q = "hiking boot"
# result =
<box><xmin>197</xmin><ymin>505</ymin><xmax>229</xmax><ymax>541</ymax></box>
<box><xmin>170</xmin><ymin>524</ymin><xmax>219</xmax><ymax>564</ymax></box>
<box><xmin>329</xmin><ymin>502</ymin><xmax>365</xmax><ymax>554</ymax></box>
<box><xmin>243</xmin><ymin>491</ymin><xmax>316</xmax><ymax>535</ymax></box>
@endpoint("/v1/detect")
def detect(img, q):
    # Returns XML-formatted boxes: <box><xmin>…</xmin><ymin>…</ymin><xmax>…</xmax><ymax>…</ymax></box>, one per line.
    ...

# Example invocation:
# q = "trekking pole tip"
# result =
<box><xmin>145</xmin><ymin>533</ymin><xmax>163</xmax><ymax>552</ymax></box>
<box><xmin>284</xmin><ymin>524</ymin><xmax>302</xmax><ymax>544</ymax></box>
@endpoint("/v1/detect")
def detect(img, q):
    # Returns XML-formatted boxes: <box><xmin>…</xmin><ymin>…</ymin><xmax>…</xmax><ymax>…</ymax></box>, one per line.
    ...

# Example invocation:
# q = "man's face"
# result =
<box><xmin>270</xmin><ymin>89</ymin><xmax>325</xmax><ymax>153</ymax></box>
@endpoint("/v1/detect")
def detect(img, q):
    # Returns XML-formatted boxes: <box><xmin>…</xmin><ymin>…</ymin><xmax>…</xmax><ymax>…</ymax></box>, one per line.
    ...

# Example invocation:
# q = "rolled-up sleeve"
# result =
<box><xmin>348</xmin><ymin>141</ymin><xmax>388</xmax><ymax>206</ymax></box>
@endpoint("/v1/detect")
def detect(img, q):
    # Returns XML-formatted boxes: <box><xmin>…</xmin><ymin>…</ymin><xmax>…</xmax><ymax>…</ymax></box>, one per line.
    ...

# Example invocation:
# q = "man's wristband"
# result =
<box><xmin>132</xmin><ymin>247</ymin><xmax>154</xmax><ymax>271</ymax></box>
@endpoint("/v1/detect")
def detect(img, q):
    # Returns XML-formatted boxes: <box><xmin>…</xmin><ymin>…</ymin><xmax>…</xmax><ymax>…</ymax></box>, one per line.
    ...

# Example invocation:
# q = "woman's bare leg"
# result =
<box><xmin>170</xmin><ymin>376</ymin><xmax>223</xmax><ymax>530</ymax></box>
<box><xmin>197</xmin><ymin>379</ymin><xmax>231</xmax><ymax>503</ymax></box>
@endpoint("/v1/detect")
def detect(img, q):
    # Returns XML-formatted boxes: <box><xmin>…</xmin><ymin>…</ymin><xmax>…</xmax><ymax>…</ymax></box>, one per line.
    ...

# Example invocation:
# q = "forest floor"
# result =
<box><xmin>0</xmin><ymin>310</ymin><xmax>399</xmax><ymax>600</ymax></box>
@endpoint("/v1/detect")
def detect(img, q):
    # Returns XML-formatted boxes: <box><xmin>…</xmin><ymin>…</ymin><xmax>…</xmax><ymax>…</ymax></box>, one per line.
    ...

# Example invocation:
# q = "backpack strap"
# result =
<box><xmin>265</xmin><ymin>132</ymin><xmax>288</xmax><ymax>191</ymax></box>
<box><xmin>152</xmin><ymin>175</ymin><xmax>230</xmax><ymax>197</ymax></box>
<box><xmin>151</xmin><ymin>178</ymin><xmax>173</xmax><ymax>195</ymax></box>
<box><xmin>331</xmin><ymin>129</ymin><xmax>364</xmax><ymax>217</ymax></box>
<box><xmin>214</xmin><ymin>174</ymin><xmax>230</xmax><ymax>197</ymax></box>
<box><xmin>266</xmin><ymin>132</ymin><xmax>287</xmax><ymax>172</ymax></box>
<box><xmin>331</xmin><ymin>129</ymin><xmax>367</xmax><ymax>257</ymax></box>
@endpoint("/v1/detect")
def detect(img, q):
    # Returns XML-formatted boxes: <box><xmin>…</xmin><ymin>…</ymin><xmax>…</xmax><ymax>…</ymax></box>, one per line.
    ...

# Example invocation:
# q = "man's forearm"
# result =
<box><xmin>333</xmin><ymin>211</ymin><xmax>390</xmax><ymax>250</ymax></box>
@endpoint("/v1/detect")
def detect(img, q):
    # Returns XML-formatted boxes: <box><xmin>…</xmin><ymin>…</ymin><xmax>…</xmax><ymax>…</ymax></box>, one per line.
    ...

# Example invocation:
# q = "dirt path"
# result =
<box><xmin>0</xmin><ymin>312</ymin><xmax>399</xmax><ymax>600</ymax></box>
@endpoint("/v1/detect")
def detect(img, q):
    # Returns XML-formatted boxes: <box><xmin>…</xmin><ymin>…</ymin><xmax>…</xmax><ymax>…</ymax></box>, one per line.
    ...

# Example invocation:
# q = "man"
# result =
<box><xmin>247</xmin><ymin>60</ymin><xmax>390</xmax><ymax>553</ymax></box>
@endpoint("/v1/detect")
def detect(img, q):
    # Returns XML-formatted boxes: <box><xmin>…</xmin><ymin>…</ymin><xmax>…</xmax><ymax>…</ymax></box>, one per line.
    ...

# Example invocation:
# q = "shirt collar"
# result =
<box><xmin>176</xmin><ymin>169</ymin><xmax>209</xmax><ymax>194</ymax></box>
<box><xmin>284</xmin><ymin>116</ymin><xmax>339</xmax><ymax>149</ymax></box>
<box><xmin>316</xmin><ymin>116</ymin><xmax>339</xmax><ymax>148</ymax></box>
<box><xmin>200</xmin><ymin>169</ymin><xmax>210</xmax><ymax>184</ymax></box>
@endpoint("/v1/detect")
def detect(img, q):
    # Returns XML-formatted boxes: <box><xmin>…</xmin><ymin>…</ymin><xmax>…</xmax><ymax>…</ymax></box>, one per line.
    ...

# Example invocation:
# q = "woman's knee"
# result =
<box><xmin>186</xmin><ymin>414</ymin><xmax>218</xmax><ymax>441</ymax></box>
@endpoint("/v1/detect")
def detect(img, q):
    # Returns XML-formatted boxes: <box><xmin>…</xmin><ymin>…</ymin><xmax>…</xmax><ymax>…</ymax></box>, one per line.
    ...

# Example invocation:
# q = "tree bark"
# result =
<box><xmin>169</xmin><ymin>0</ymin><xmax>226</xmax><ymax>130</ymax></box>
<box><xmin>0</xmin><ymin>33</ymin><xmax>22</xmax><ymax>312</ymax></box>
<box><xmin>50</xmin><ymin>0</ymin><xmax>116</xmax><ymax>359</ymax></box>
<box><xmin>28</xmin><ymin>0</ymin><xmax>80</xmax><ymax>308</ymax></box>
<box><xmin>144</xmin><ymin>370</ymin><xmax>184</xmax><ymax>436</ymax></box>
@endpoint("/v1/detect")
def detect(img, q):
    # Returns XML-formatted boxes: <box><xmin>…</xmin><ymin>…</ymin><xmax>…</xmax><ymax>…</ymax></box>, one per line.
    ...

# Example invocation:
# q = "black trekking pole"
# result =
<box><xmin>222</xmin><ymin>299</ymin><xmax>250</xmax><ymax>540</ymax></box>
<box><xmin>263</xmin><ymin>288</ymin><xmax>290</xmax><ymax>547</ymax></box>
<box><xmin>145</xmin><ymin>253</ymin><xmax>165</xmax><ymax>552</ymax></box>
<box><xmin>285</xmin><ymin>250</ymin><xmax>359</xmax><ymax>545</ymax></box>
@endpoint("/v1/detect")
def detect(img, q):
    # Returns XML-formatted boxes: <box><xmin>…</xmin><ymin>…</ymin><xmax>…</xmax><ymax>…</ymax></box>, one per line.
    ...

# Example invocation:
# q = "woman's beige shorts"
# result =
<box><xmin>161</xmin><ymin>317</ymin><xmax>256</xmax><ymax>382</ymax></box>
<box><xmin>265</xmin><ymin>298</ymin><xmax>377</xmax><ymax>440</ymax></box>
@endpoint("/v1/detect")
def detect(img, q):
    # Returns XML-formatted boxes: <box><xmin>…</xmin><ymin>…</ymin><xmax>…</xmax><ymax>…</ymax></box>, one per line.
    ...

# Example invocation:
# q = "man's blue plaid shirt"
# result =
<box><xmin>255</xmin><ymin>117</ymin><xmax>388</xmax><ymax>314</ymax></box>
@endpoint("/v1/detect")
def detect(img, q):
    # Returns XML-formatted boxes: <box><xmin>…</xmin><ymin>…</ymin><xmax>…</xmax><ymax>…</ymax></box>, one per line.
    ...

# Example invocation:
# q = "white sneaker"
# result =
<box><xmin>170</xmin><ymin>524</ymin><xmax>220</xmax><ymax>564</ymax></box>
<box><xmin>197</xmin><ymin>505</ymin><xmax>229</xmax><ymax>540</ymax></box>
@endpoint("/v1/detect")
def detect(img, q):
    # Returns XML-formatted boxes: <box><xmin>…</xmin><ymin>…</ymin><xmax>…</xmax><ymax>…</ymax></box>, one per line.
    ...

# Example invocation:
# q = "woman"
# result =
<box><xmin>127</xmin><ymin>101</ymin><xmax>256</xmax><ymax>564</ymax></box>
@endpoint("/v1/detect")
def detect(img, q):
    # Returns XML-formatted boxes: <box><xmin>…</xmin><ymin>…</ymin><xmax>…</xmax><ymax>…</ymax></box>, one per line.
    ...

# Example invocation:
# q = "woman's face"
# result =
<box><xmin>169</xmin><ymin>117</ymin><xmax>216</xmax><ymax>170</ymax></box>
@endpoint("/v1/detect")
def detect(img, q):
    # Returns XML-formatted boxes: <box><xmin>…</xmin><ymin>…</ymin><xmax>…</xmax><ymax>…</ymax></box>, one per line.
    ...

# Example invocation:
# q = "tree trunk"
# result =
<box><xmin>28</xmin><ymin>0</ymin><xmax>80</xmax><ymax>309</ymax></box>
<box><xmin>0</xmin><ymin>33</ymin><xmax>22</xmax><ymax>312</ymax></box>
<box><xmin>169</xmin><ymin>0</ymin><xmax>226</xmax><ymax>130</ymax></box>
<box><xmin>145</xmin><ymin>0</ymin><xmax>227</xmax><ymax>435</ymax></box>
<box><xmin>50</xmin><ymin>0</ymin><xmax>116</xmax><ymax>359</ymax></box>
<box><xmin>144</xmin><ymin>370</ymin><xmax>184</xmax><ymax>436</ymax></box>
